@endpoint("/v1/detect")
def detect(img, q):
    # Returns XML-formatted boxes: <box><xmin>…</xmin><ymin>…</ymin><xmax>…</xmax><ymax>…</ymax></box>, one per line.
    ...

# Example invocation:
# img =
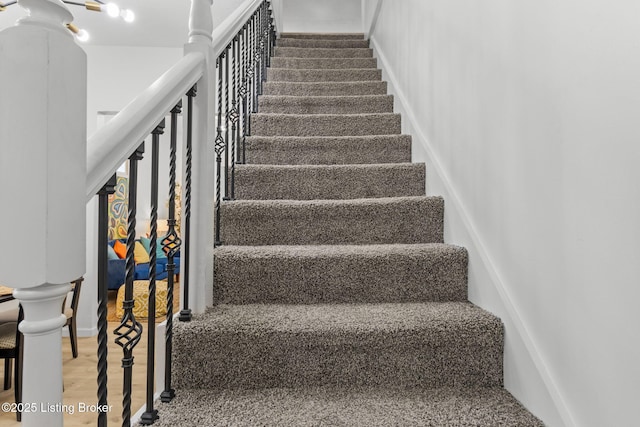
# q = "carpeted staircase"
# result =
<box><xmin>153</xmin><ymin>33</ymin><xmax>544</xmax><ymax>426</ymax></box>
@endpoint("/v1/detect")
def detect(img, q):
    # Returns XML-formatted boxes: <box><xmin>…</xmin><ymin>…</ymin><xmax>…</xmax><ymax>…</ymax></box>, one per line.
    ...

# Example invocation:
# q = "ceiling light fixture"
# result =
<box><xmin>0</xmin><ymin>0</ymin><xmax>135</xmax><ymax>42</ymax></box>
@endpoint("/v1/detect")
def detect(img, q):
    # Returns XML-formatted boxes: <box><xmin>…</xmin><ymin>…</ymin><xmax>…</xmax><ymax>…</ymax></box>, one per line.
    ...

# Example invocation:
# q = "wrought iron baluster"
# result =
<box><xmin>257</xmin><ymin>5</ymin><xmax>264</xmax><ymax>95</ymax></box>
<box><xmin>253</xmin><ymin>12</ymin><xmax>260</xmax><ymax>110</ymax></box>
<box><xmin>114</xmin><ymin>143</ymin><xmax>145</xmax><ymax>427</ymax></box>
<box><xmin>223</xmin><ymin>42</ymin><xmax>232</xmax><ymax>201</ymax></box>
<box><xmin>229</xmin><ymin>35</ymin><xmax>239</xmax><ymax>200</ymax></box>
<box><xmin>261</xmin><ymin>1</ymin><xmax>268</xmax><ymax>83</ymax></box>
<box><xmin>266</xmin><ymin>6</ymin><xmax>272</xmax><ymax>67</ymax></box>
<box><xmin>240</xmin><ymin>24</ymin><xmax>249</xmax><ymax>163</ymax></box>
<box><xmin>140</xmin><ymin>120</ymin><xmax>164</xmax><ymax>426</ymax></box>
<box><xmin>270</xmin><ymin>14</ymin><xmax>275</xmax><ymax>59</ymax></box>
<box><xmin>97</xmin><ymin>174</ymin><xmax>116</xmax><ymax>427</ymax></box>
<box><xmin>179</xmin><ymin>86</ymin><xmax>196</xmax><ymax>322</ymax></box>
<box><xmin>214</xmin><ymin>56</ymin><xmax>225</xmax><ymax>247</ymax></box>
<box><xmin>161</xmin><ymin>102</ymin><xmax>182</xmax><ymax>402</ymax></box>
<box><xmin>236</xmin><ymin>28</ymin><xmax>245</xmax><ymax>165</ymax></box>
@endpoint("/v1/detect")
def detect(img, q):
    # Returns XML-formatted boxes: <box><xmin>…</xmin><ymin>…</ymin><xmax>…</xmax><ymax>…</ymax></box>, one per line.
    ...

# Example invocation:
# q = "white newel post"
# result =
<box><xmin>183</xmin><ymin>0</ymin><xmax>215</xmax><ymax>314</ymax></box>
<box><xmin>0</xmin><ymin>0</ymin><xmax>87</xmax><ymax>426</ymax></box>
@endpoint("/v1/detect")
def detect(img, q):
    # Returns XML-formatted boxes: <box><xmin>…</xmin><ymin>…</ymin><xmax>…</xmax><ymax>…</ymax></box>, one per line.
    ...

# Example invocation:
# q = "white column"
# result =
<box><xmin>183</xmin><ymin>0</ymin><xmax>216</xmax><ymax>314</ymax></box>
<box><xmin>0</xmin><ymin>1</ymin><xmax>87</xmax><ymax>426</ymax></box>
<box><xmin>13</xmin><ymin>284</ymin><xmax>70</xmax><ymax>427</ymax></box>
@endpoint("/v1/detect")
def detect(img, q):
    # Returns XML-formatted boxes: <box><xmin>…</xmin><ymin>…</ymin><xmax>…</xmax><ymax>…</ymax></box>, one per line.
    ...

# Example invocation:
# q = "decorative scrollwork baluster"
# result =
<box><xmin>229</xmin><ymin>35</ymin><xmax>240</xmax><ymax>200</ymax></box>
<box><xmin>114</xmin><ymin>143</ymin><xmax>145</xmax><ymax>427</ymax></box>
<box><xmin>214</xmin><ymin>56</ymin><xmax>225</xmax><ymax>247</ymax></box>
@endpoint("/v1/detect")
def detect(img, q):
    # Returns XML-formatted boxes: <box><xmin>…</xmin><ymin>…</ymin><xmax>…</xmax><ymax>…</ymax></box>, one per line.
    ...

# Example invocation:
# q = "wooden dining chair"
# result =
<box><xmin>63</xmin><ymin>277</ymin><xmax>84</xmax><ymax>358</ymax></box>
<box><xmin>0</xmin><ymin>306</ymin><xmax>23</xmax><ymax>421</ymax></box>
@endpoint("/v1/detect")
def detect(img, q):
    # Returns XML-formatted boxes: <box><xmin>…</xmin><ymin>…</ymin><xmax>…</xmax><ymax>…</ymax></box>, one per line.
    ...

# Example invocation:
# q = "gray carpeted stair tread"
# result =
<box><xmin>258</xmin><ymin>94</ymin><xmax>394</xmax><ymax>114</ymax></box>
<box><xmin>277</xmin><ymin>38</ymin><xmax>370</xmax><ymax>48</ymax></box>
<box><xmin>220</xmin><ymin>196</ymin><xmax>444</xmax><ymax>245</ymax></box>
<box><xmin>280</xmin><ymin>32</ymin><xmax>365</xmax><ymax>40</ymax></box>
<box><xmin>172</xmin><ymin>302</ymin><xmax>504</xmax><ymax>389</ymax></box>
<box><xmin>263</xmin><ymin>80</ymin><xmax>387</xmax><ymax>96</ymax></box>
<box><xmin>151</xmin><ymin>386</ymin><xmax>544</xmax><ymax>427</ymax></box>
<box><xmin>251</xmin><ymin>113</ymin><xmax>401</xmax><ymax>136</ymax></box>
<box><xmin>245</xmin><ymin>134</ymin><xmax>412</xmax><ymax>165</ymax></box>
<box><xmin>274</xmin><ymin>47</ymin><xmax>373</xmax><ymax>58</ymax></box>
<box><xmin>214</xmin><ymin>243</ymin><xmax>468</xmax><ymax>304</ymax></box>
<box><xmin>270</xmin><ymin>57</ymin><xmax>377</xmax><ymax>69</ymax></box>
<box><xmin>234</xmin><ymin>163</ymin><xmax>424</xmax><ymax>200</ymax></box>
<box><xmin>267</xmin><ymin>68</ymin><xmax>382</xmax><ymax>82</ymax></box>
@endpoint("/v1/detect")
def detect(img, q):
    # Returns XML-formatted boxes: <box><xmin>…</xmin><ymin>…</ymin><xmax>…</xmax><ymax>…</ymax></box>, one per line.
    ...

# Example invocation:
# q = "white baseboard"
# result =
<box><xmin>369</xmin><ymin>34</ymin><xmax>575</xmax><ymax>427</ymax></box>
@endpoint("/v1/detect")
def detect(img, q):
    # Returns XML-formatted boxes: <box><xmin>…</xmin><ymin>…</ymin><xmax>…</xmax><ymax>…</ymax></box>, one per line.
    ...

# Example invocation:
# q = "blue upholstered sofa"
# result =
<box><xmin>107</xmin><ymin>239</ymin><xmax>180</xmax><ymax>291</ymax></box>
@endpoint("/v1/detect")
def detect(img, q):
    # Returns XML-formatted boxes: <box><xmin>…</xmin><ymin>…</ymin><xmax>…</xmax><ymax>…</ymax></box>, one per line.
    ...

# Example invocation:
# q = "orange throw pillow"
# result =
<box><xmin>113</xmin><ymin>240</ymin><xmax>127</xmax><ymax>259</ymax></box>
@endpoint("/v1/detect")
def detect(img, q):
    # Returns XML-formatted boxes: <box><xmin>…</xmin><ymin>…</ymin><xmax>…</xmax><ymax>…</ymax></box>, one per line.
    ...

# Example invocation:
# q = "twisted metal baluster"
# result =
<box><xmin>262</xmin><ymin>1</ymin><xmax>269</xmax><ymax>89</ymax></box>
<box><xmin>214</xmin><ymin>57</ymin><xmax>225</xmax><ymax>247</ymax></box>
<box><xmin>114</xmin><ymin>143</ymin><xmax>145</xmax><ymax>427</ymax></box>
<box><xmin>140</xmin><ymin>121</ymin><xmax>164</xmax><ymax>426</ymax></box>
<box><xmin>269</xmin><ymin>10</ymin><xmax>275</xmax><ymax>60</ymax></box>
<box><xmin>240</xmin><ymin>24</ymin><xmax>249</xmax><ymax>163</ymax></box>
<box><xmin>266</xmin><ymin>5</ymin><xmax>272</xmax><ymax>67</ymax></box>
<box><xmin>253</xmin><ymin>12</ymin><xmax>260</xmax><ymax>110</ymax></box>
<box><xmin>223</xmin><ymin>43</ymin><xmax>232</xmax><ymax>201</ymax></box>
<box><xmin>179</xmin><ymin>85</ymin><xmax>196</xmax><ymax>322</ymax></box>
<box><xmin>97</xmin><ymin>174</ymin><xmax>116</xmax><ymax>427</ymax></box>
<box><xmin>246</xmin><ymin>23</ymin><xmax>252</xmax><ymax>125</ymax></box>
<box><xmin>257</xmin><ymin>5</ymin><xmax>264</xmax><ymax>95</ymax></box>
<box><xmin>161</xmin><ymin>102</ymin><xmax>182</xmax><ymax>402</ymax></box>
<box><xmin>229</xmin><ymin>35</ymin><xmax>239</xmax><ymax>200</ymax></box>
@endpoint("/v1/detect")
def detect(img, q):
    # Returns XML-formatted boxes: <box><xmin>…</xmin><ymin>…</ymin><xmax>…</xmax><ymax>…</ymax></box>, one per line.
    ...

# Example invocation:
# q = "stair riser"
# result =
<box><xmin>263</xmin><ymin>81</ymin><xmax>388</xmax><ymax>96</ymax></box>
<box><xmin>274</xmin><ymin>47</ymin><xmax>373</xmax><ymax>58</ymax></box>
<box><xmin>258</xmin><ymin>95</ymin><xmax>394</xmax><ymax>114</ymax></box>
<box><xmin>251</xmin><ymin>114</ymin><xmax>401</xmax><ymax>137</ymax></box>
<box><xmin>214</xmin><ymin>246</ymin><xmax>468</xmax><ymax>304</ymax></box>
<box><xmin>277</xmin><ymin>38</ymin><xmax>370</xmax><ymax>48</ymax></box>
<box><xmin>280</xmin><ymin>33</ymin><xmax>365</xmax><ymax>40</ymax></box>
<box><xmin>245</xmin><ymin>135</ymin><xmax>412</xmax><ymax>165</ymax></box>
<box><xmin>220</xmin><ymin>197</ymin><xmax>444</xmax><ymax>245</ymax></box>
<box><xmin>173</xmin><ymin>330</ymin><xmax>503</xmax><ymax>389</ymax></box>
<box><xmin>267</xmin><ymin>68</ymin><xmax>382</xmax><ymax>82</ymax></box>
<box><xmin>270</xmin><ymin>57</ymin><xmax>377</xmax><ymax>69</ymax></box>
<box><xmin>234</xmin><ymin>163</ymin><xmax>425</xmax><ymax>200</ymax></box>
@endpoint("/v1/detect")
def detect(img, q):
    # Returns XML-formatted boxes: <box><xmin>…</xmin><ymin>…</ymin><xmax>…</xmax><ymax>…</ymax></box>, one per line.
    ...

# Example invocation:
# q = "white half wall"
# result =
<box><xmin>367</xmin><ymin>1</ymin><xmax>640</xmax><ymax>427</ymax></box>
<box><xmin>280</xmin><ymin>0</ymin><xmax>362</xmax><ymax>33</ymax></box>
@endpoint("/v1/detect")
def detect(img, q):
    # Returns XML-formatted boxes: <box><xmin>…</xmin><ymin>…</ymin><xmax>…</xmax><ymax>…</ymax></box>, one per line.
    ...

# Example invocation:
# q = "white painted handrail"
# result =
<box><xmin>85</xmin><ymin>51</ymin><xmax>205</xmax><ymax>200</ymax></box>
<box><xmin>211</xmin><ymin>0</ymin><xmax>263</xmax><ymax>58</ymax></box>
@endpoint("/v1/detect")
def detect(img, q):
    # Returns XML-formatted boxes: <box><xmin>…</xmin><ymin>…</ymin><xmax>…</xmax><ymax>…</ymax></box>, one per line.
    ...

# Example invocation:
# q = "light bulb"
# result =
<box><xmin>105</xmin><ymin>3</ymin><xmax>120</xmax><ymax>18</ymax></box>
<box><xmin>121</xmin><ymin>9</ymin><xmax>135</xmax><ymax>23</ymax></box>
<box><xmin>77</xmin><ymin>29</ymin><xmax>90</xmax><ymax>42</ymax></box>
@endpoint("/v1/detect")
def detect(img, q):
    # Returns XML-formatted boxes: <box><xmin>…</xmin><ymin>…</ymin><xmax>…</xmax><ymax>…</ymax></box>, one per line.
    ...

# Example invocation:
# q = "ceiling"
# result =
<box><xmin>0</xmin><ymin>0</ymin><xmax>192</xmax><ymax>47</ymax></box>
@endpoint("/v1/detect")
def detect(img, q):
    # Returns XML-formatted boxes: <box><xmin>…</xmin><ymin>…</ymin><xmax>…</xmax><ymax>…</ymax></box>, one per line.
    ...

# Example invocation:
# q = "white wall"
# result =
<box><xmin>280</xmin><ymin>0</ymin><xmax>362</xmax><ymax>33</ymax></box>
<box><xmin>366</xmin><ymin>1</ymin><xmax>640</xmax><ymax>426</ymax></box>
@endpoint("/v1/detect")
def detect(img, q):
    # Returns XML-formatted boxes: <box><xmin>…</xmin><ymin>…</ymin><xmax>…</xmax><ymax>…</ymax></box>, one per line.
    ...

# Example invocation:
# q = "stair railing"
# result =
<box><xmin>91</xmin><ymin>0</ymin><xmax>274</xmax><ymax>425</ymax></box>
<box><xmin>1</xmin><ymin>0</ymin><xmax>274</xmax><ymax>425</ymax></box>
<box><xmin>214</xmin><ymin>0</ymin><xmax>276</xmax><ymax>246</ymax></box>
<box><xmin>89</xmin><ymin>50</ymin><xmax>203</xmax><ymax>427</ymax></box>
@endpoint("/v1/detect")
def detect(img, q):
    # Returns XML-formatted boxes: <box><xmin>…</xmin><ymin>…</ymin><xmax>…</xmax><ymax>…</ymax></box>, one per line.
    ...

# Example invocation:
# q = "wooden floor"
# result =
<box><xmin>0</xmin><ymin>288</ymin><xmax>178</xmax><ymax>426</ymax></box>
